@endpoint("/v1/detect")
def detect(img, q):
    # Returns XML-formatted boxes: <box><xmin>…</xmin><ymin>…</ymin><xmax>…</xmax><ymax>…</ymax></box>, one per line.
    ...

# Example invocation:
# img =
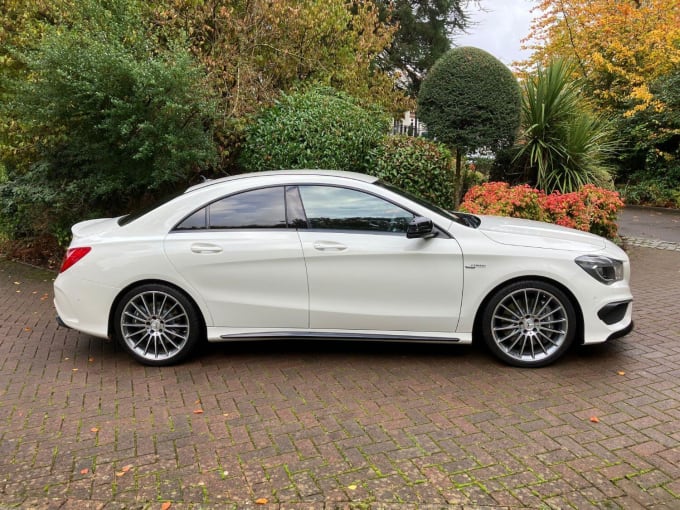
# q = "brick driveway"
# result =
<box><xmin>1</xmin><ymin>245</ymin><xmax>679</xmax><ymax>509</ymax></box>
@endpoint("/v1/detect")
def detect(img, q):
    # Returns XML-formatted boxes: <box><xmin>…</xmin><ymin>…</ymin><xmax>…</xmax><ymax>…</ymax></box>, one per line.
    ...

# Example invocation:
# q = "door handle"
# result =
<box><xmin>313</xmin><ymin>241</ymin><xmax>347</xmax><ymax>251</ymax></box>
<box><xmin>190</xmin><ymin>243</ymin><xmax>223</xmax><ymax>254</ymax></box>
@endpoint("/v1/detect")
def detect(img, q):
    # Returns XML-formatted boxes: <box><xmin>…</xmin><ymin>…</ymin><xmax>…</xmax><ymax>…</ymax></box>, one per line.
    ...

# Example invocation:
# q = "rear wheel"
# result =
<box><xmin>114</xmin><ymin>284</ymin><xmax>202</xmax><ymax>366</ymax></box>
<box><xmin>481</xmin><ymin>280</ymin><xmax>576</xmax><ymax>367</ymax></box>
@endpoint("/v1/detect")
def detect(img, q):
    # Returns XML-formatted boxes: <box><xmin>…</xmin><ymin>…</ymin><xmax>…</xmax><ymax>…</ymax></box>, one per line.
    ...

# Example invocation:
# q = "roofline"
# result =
<box><xmin>185</xmin><ymin>169</ymin><xmax>378</xmax><ymax>193</ymax></box>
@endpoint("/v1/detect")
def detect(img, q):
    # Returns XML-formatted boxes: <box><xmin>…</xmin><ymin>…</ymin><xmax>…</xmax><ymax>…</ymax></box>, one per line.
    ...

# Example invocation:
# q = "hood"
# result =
<box><xmin>71</xmin><ymin>217</ymin><xmax>120</xmax><ymax>242</ymax></box>
<box><xmin>478</xmin><ymin>215</ymin><xmax>606</xmax><ymax>252</ymax></box>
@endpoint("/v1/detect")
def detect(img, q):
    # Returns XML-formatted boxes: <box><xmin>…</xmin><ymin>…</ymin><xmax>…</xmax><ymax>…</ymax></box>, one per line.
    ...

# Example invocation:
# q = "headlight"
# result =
<box><xmin>575</xmin><ymin>255</ymin><xmax>624</xmax><ymax>285</ymax></box>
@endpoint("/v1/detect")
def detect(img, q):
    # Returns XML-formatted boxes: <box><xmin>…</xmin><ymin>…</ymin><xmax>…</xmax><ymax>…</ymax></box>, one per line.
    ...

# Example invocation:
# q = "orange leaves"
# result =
<box><xmin>522</xmin><ymin>0</ymin><xmax>680</xmax><ymax>114</ymax></box>
<box><xmin>255</xmin><ymin>498</ymin><xmax>268</xmax><ymax>505</ymax></box>
<box><xmin>590</xmin><ymin>416</ymin><xmax>600</xmax><ymax>423</ymax></box>
<box><xmin>116</xmin><ymin>464</ymin><xmax>133</xmax><ymax>477</ymax></box>
<box><xmin>161</xmin><ymin>502</ymin><xmax>172</xmax><ymax>510</ymax></box>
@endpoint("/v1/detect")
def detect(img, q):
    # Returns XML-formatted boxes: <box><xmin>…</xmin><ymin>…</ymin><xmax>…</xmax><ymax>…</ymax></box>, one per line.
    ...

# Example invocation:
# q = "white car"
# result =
<box><xmin>54</xmin><ymin>170</ymin><xmax>633</xmax><ymax>368</ymax></box>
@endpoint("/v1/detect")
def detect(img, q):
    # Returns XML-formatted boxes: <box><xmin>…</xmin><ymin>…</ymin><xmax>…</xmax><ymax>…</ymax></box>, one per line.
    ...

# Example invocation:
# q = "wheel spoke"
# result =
<box><xmin>120</xmin><ymin>290</ymin><xmax>191</xmax><ymax>362</ymax></box>
<box><xmin>491</xmin><ymin>286</ymin><xmax>570</xmax><ymax>364</ymax></box>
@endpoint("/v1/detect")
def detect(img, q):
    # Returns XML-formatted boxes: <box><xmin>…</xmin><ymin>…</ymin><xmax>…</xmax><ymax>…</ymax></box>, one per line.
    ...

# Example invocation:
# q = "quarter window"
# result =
<box><xmin>175</xmin><ymin>187</ymin><xmax>286</xmax><ymax>230</ymax></box>
<box><xmin>298</xmin><ymin>186</ymin><xmax>414</xmax><ymax>233</ymax></box>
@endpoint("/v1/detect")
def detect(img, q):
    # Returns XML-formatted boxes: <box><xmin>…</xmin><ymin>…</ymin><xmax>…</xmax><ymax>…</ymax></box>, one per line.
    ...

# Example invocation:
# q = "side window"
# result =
<box><xmin>298</xmin><ymin>186</ymin><xmax>414</xmax><ymax>233</ymax></box>
<box><xmin>175</xmin><ymin>187</ymin><xmax>286</xmax><ymax>230</ymax></box>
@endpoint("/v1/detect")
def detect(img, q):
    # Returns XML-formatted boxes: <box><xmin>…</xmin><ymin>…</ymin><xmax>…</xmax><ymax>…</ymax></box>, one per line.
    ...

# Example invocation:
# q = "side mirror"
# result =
<box><xmin>407</xmin><ymin>216</ymin><xmax>437</xmax><ymax>239</ymax></box>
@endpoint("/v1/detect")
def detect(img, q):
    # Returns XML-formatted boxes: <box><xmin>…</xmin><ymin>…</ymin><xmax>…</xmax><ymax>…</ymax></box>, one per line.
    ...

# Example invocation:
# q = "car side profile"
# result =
<box><xmin>54</xmin><ymin>170</ymin><xmax>633</xmax><ymax>367</ymax></box>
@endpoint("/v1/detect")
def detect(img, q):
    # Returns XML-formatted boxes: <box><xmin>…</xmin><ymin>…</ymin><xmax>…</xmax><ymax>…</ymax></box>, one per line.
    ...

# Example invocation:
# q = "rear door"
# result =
<box><xmin>164</xmin><ymin>186</ymin><xmax>308</xmax><ymax>328</ymax></box>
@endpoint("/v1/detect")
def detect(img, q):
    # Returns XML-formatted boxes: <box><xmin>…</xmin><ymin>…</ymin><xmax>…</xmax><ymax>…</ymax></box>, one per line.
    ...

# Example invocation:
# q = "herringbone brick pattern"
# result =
<box><xmin>1</xmin><ymin>246</ymin><xmax>679</xmax><ymax>509</ymax></box>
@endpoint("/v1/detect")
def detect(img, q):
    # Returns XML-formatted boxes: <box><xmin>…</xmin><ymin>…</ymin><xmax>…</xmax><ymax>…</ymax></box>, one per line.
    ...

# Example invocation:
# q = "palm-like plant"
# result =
<box><xmin>516</xmin><ymin>59</ymin><xmax>617</xmax><ymax>193</ymax></box>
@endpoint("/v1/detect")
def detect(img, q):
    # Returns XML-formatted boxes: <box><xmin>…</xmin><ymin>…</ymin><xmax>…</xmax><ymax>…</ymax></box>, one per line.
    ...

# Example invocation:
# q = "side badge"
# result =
<box><xmin>465</xmin><ymin>263</ymin><xmax>487</xmax><ymax>269</ymax></box>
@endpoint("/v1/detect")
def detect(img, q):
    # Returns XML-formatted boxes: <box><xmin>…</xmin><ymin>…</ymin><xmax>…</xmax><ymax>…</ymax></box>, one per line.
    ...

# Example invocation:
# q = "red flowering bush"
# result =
<box><xmin>460</xmin><ymin>182</ymin><xmax>548</xmax><ymax>221</ymax></box>
<box><xmin>460</xmin><ymin>182</ymin><xmax>624</xmax><ymax>240</ymax></box>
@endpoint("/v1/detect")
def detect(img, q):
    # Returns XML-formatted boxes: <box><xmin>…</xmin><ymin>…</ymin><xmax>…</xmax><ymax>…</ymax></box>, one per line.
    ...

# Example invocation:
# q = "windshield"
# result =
<box><xmin>376</xmin><ymin>181</ymin><xmax>480</xmax><ymax>228</ymax></box>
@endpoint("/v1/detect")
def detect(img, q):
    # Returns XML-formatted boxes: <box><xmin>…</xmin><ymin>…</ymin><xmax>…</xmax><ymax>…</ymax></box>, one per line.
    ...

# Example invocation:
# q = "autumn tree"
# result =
<box><xmin>522</xmin><ymin>0</ymin><xmax>680</xmax><ymax>186</ymax></box>
<box><xmin>153</xmin><ymin>0</ymin><xmax>405</xmax><ymax>116</ymax></box>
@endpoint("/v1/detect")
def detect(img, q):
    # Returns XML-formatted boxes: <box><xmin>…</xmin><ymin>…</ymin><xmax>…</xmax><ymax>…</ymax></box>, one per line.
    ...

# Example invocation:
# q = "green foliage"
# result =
<box><xmin>376</xmin><ymin>0</ymin><xmax>471</xmax><ymax>95</ymax></box>
<box><xmin>618</xmin><ymin>181</ymin><xmax>680</xmax><ymax>208</ymax></box>
<box><xmin>239</xmin><ymin>86</ymin><xmax>390</xmax><ymax>173</ymax></box>
<box><xmin>460</xmin><ymin>182</ymin><xmax>624</xmax><ymax>239</ymax></box>
<box><xmin>0</xmin><ymin>0</ymin><xmax>217</xmax><ymax>240</ymax></box>
<box><xmin>417</xmin><ymin>47</ymin><xmax>521</xmax><ymax>152</ymax></box>
<box><xmin>369</xmin><ymin>136</ymin><xmax>455</xmax><ymax>209</ymax></box>
<box><xmin>514</xmin><ymin>59</ymin><xmax>617</xmax><ymax>193</ymax></box>
<box><xmin>417</xmin><ymin>46</ymin><xmax>521</xmax><ymax>206</ymax></box>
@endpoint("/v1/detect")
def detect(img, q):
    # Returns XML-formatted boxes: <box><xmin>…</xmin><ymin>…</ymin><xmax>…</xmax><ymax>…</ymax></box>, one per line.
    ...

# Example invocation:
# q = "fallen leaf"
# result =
<box><xmin>590</xmin><ymin>416</ymin><xmax>600</xmax><ymax>423</ymax></box>
<box><xmin>90</xmin><ymin>427</ymin><xmax>99</xmax><ymax>433</ymax></box>
<box><xmin>80</xmin><ymin>468</ymin><xmax>89</xmax><ymax>475</ymax></box>
<box><xmin>161</xmin><ymin>502</ymin><xmax>172</xmax><ymax>510</ymax></box>
<box><xmin>72</xmin><ymin>368</ymin><xmax>78</xmax><ymax>372</ymax></box>
<box><xmin>255</xmin><ymin>498</ymin><xmax>268</xmax><ymax>505</ymax></box>
<box><xmin>617</xmin><ymin>371</ymin><xmax>625</xmax><ymax>376</ymax></box>
<box><xmin>116</xmin><ymin>464</ymin><xmax>133</xmax><ymax>477</ymax></box>
<box><xmin>347</xmin><ymin>484</ymin><xmax>357</xmax><ymax>491</ymax></box>
<box><xmin>24</xmin><ymin>327</ymin><xmax>32</xmax><ymax>332</ymax></box>
<box><xmin>195</xmin><ymin>399</ymin><xmax>201</xmax><ymax>404</ymax></box>
<box><xmin>193</xmin><ymin>409</ymin><xmax>204</xmax><ymax>414</ymax></box>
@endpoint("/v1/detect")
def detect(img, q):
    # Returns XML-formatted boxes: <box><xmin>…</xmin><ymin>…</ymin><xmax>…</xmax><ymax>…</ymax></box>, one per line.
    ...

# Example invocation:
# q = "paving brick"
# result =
<box><xmin>2</xmin><ymin>247</ymin><xmax>680</xmax><ymax>507</ymax></box>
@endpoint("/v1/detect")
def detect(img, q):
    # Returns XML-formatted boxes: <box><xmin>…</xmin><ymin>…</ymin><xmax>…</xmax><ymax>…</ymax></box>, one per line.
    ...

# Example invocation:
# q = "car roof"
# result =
<box><xmin>185</xmin><ymin>169</ymin><xmax>378</xmax><ymax>193</ymax></box>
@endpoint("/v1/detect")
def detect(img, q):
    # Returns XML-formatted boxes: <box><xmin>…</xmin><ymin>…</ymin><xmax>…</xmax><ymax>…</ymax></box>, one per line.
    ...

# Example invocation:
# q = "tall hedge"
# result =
<box><xmin>239</xmin><ymin>86</ymin><xmax>390</xmax><ymax>173</ymax></box>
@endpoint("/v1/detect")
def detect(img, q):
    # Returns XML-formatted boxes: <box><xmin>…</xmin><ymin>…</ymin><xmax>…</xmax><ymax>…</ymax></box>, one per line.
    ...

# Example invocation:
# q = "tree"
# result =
<box><xmin>152</xmin><ymin>0</ymin><xmax>406</xmax><ymax>116</ymax></box>
<box><xmin>523</xmin><ymin>0</ymin><xmax>680</xmax><ymax>116</ymax></box>
<box><xmin>0</xmin><ymin>0</ymin><xmax>217</xmax><ymax>240</ymax></box>
<box><xmin>239</xmin><ymin>86</ymin><xmax>390</xmax><ymax>173</ymax></box>
<box><xmin>514</xmin><ymin>60</ymin><xmax>616</xmax><ymax>193</ymax></box>
<box><xmin>417</xmin><ymin>46</ymin><xmax>521</xmax><ymax>206</ymax></box>
<box><xmin>376</xmin><ymin>0</ymin><xmax>472</xmax><ymax>95</ymax></box>
<box><xmin>521</xmin><ymin>0</ymin><xmax>680</xmax><ymax>184</ymax></box>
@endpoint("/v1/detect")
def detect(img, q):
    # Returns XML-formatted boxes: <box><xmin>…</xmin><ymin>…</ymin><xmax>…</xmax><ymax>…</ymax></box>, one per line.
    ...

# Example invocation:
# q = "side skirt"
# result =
<box><xmin>215</xmin><ymin>331</ymin><xmax>463</xmax><ymax>344</ymax></box>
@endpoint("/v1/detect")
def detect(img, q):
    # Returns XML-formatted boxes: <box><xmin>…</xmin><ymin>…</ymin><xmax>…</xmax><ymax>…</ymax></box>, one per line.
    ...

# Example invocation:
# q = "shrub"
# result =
<box><xmin>459</xmin><ymin>182</ymin><xmax>548</xmax><ymax>221</ymax></box>
<box><xmin>368</xmin><ymin>136</ymin><xmax>455</xmax><ymax>209</ymax></box>
<box><xmin>0</xmin><ymin>0</ymin><xmax>217</xmax><ymax>242</ymax></box>
<box><xmin>239</xmin><ymin>86</ymin><xmax>390</xmax><ymax>173</ymax></box>
<box><xmin>460</xmin><ymin>182</ymin><xmax>624</xmax><ymax>239</ymax></box>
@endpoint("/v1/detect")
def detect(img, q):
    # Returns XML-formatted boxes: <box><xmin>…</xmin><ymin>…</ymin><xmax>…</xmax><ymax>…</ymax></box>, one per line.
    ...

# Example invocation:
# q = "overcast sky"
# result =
<box><xmin>453</xmin><ymin>0</ymin><xmax>538</xmax><ymax>68</ymax></box>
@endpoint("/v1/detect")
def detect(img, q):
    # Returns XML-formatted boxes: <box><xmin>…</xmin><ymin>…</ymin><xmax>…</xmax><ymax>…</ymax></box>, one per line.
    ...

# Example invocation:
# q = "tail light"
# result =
<box><xmin>59</xmin><ymin>247</ymin><xmax>92</xmax><ymax>273</ymax></box>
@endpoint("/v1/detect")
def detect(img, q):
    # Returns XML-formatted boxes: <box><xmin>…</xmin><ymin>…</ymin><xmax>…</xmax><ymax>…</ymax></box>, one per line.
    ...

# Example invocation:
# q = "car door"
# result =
<box><xmin>295</xmin><ymin>185</ymin><xmax>464</xmax><ymax>333</ymax></box>
<box><xmin>163</xmin><ymin>186</ymin><xmax>308</xmax><ymax>329</ymax></box>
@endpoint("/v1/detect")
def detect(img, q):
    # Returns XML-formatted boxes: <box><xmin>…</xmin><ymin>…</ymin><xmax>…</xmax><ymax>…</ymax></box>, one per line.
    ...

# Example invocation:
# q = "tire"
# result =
<box><xmin>481</xmin><ymin>280</ymin><xmax>576</xmax><ymax>368</ymax></box>
<box><xmin>114</xmin><ymin>283</ymin><xmax>202</xmax><ymax>366</ymax></box>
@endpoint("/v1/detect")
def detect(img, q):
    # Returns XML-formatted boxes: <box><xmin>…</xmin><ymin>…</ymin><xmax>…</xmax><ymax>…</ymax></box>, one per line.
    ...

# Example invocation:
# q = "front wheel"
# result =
<box><xmin>114</xmin><ymin>284</ymin><xmax>202</xmax><ymax>366</ymax></box>
<box><xmin>481</xmin><ymin>280</ymin><xmax>577</xmax><ymax>367</ymax></box>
